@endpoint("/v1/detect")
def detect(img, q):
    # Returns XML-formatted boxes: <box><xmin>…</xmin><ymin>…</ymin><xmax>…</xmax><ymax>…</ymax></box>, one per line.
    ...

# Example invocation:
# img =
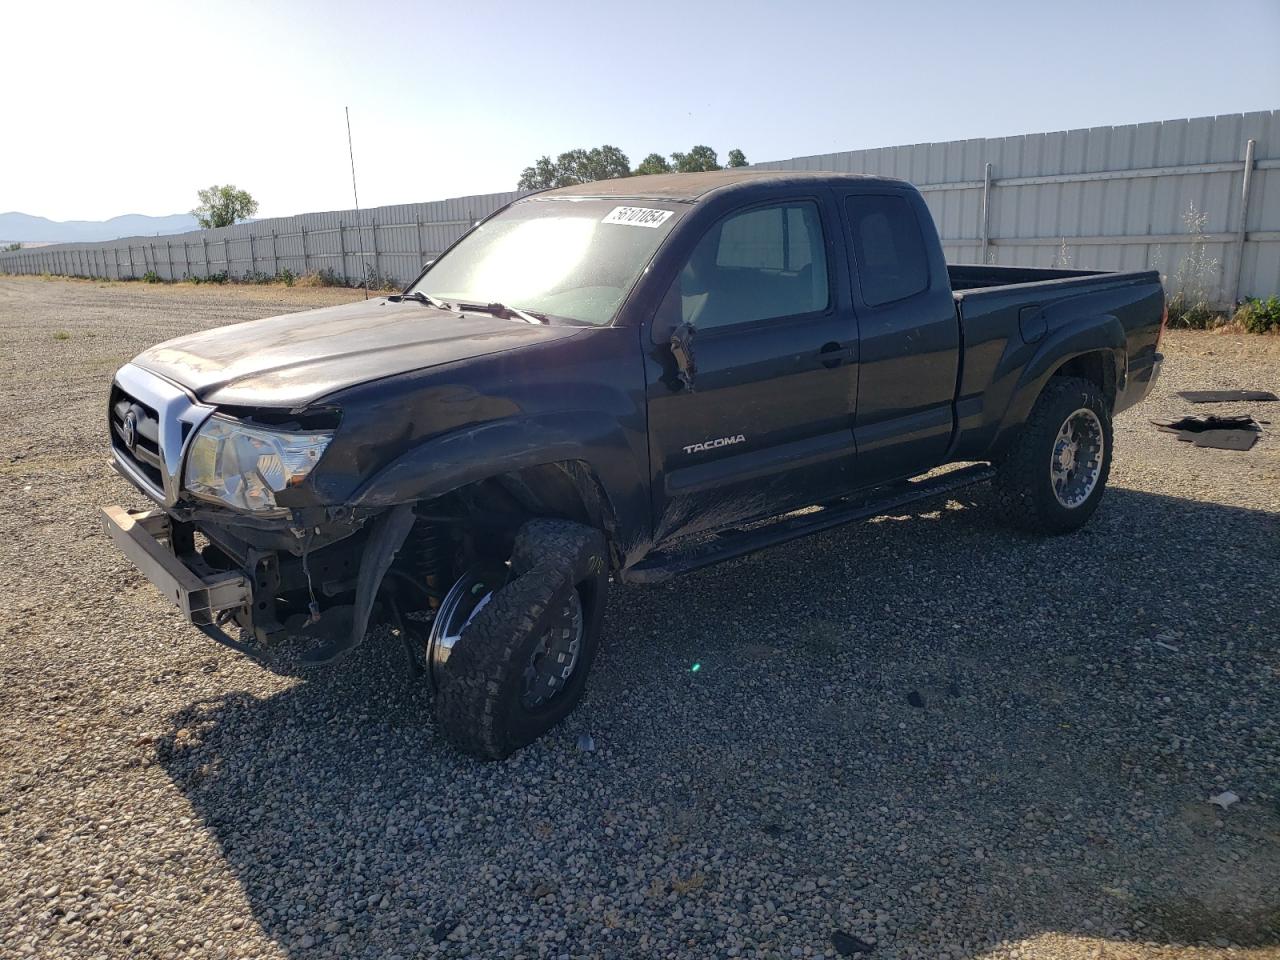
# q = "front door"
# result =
<box><xmin>643</xmin><ymin>195</ymin><xmax>859</xmax><ymax>543</ymax></box>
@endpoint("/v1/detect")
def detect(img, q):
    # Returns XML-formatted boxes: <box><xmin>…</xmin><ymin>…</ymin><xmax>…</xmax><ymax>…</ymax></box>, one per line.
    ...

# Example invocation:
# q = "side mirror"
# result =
<box><xmin>669</xmin><ymin>321</ymin><xmax>697</xmax><ymax>392</ymax></box>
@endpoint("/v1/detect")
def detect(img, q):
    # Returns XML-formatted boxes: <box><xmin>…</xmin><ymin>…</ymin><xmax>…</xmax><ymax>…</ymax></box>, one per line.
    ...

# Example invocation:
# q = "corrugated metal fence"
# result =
<box><xmin>2</xmin><ymin>111</ymin><xmax>1277</xmax><ymax>304</ymax></box>
<box><xmin>0</xmin><ymin>191</ymin><xmax>525</xmax><ymax>288</ymax></box>
<box><xmin>756</xmin><ymin>111</ymin><xmax>1279</xmax><ymax>305</ymax></box>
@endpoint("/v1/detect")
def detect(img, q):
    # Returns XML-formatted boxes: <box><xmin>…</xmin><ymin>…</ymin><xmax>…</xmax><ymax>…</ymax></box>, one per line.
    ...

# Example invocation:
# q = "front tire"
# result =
<box><xmin>432</xmin><ymin>520</ymin><xmax>608</xmax><ymax>760</ymax></box>
<box><xmin>993</xmin><ymin>376</ymin><xmax>1113</xmax><ymax>535</ymax></box>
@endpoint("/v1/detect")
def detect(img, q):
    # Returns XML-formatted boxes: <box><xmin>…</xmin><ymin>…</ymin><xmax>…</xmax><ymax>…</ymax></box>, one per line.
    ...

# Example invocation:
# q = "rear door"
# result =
<box><xmin>643</xmin><ymin>193</ymin><xmax>859</xmax><ymax>541</ymax></box>
<box><xmin>838</xmin><ymin>188</ymin><xmax>960</xmax><ymax>483</ymax></box>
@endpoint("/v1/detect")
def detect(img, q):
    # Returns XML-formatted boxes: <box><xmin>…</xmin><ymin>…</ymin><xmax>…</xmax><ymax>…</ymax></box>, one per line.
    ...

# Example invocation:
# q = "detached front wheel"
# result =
<box><xmin>431</xmin><ymin>520</ymin><xmax>608</xmax><ymax>760</ymax></box>
<box><xmin>993</xmin><ymin>376</ymin><xmax>1113</xmax><ymax>535</ymax></box>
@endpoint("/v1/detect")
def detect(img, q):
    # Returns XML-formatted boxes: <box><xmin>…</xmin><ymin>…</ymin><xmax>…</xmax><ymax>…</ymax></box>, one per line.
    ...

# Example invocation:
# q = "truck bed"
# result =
<box><xmin>947</xmin><ymin>263</ymin><xmax>1109</xmax><ymax>291</ymax></box>
<box><xmin>946</xmin><ymin>264</ymin><xmax>1165</xmax><ymax>461</ymax></box>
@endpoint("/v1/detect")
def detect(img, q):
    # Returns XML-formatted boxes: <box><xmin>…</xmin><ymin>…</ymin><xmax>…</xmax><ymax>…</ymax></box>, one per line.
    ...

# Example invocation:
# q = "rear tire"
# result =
<box><xmin>993</xmin><ymin>376</ymin><xmax>1112</xmax><ymax>535</ymax></box>
<box><xmin>433</xmin><ymin>519</ymin><xmax>608</xmax><ymax>760</ymax></box>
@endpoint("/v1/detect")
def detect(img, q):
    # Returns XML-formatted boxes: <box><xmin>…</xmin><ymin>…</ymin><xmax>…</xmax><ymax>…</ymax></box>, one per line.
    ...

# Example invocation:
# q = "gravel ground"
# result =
<box><xmin>1</xmin><ymin>276</ymin><xmax>1277</xmax><ymax>960</ymax></box>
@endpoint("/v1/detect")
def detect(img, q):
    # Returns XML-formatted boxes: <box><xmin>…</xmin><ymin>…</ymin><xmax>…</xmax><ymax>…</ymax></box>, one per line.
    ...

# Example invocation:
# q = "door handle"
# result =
<box><xmin>818</xmin><ymin>342</ymin><xmax>855</xmax><ymax>368</ymax></box>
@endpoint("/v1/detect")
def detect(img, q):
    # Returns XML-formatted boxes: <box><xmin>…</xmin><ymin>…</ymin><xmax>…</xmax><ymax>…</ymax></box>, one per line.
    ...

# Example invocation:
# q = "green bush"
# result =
<box><xmin>141</xmin><ymin>270</ymin><xmax>162</xmax><ymax>284</ymax></box>
<box><xmin>1234</xmin><ymin>296</ymin><xmax>1280</xmax><ymax>334</ymax></box>
<box><xmin>278</xmin><ymin>267</ymin><xmax>296</xmax><ymax>287</ymax></box>
<box><xmin>204</xmin><ymin>271</ymin><xmax>228</xmax><ymax>285</ymax></box>
<box><xmin>242</xmin><ymin>270</ymin><xmax>274</xmax><ymax>285</ymax></box>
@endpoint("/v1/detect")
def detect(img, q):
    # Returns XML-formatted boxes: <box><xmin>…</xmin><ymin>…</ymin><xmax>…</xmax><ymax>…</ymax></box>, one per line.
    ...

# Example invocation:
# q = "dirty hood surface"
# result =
<box><xmin>132</xmin><ymin>297</ymin><xmax>582</xmax><ymax>407</ymax></box>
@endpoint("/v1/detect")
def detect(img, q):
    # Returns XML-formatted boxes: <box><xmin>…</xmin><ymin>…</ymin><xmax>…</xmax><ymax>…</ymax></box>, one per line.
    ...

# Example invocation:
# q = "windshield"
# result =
<box><xmin>411</xmin><ymin>198</ymin><xmax>684</xmax><ymax>326</ymax></box>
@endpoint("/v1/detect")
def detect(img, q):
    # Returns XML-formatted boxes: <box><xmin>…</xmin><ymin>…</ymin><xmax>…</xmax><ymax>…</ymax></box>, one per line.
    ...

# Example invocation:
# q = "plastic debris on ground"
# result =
<box><xmin>832</xmin><ymin>930</ymin><xmax>875</xmax><ymax>955</ymax></box>
<box><xmin>1152</xmin><ymin>415</ymin><xmax>1263</xmax><ymax>451</ymax></box>
<box><xmin>576</xmin><ymin>733</ymin><xmax>596</xmax><ymax>753</ymax></box>
<box><xmin>1208</xmin><ymin>790</ymin><xmax>1240</xmax><ymax>811</ymax></box>
<box><xmin>1177</xmin><ymin>389</ymin><xmax>1277</xmax><ymax>403</ymax></box>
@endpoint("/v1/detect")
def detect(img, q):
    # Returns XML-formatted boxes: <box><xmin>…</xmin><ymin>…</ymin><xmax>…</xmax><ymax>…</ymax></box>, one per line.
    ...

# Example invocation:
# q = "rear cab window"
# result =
<box><xmin>844</xmin><ymin>194</ymin><xmax>929</xmax><ymax>306</ymax></box>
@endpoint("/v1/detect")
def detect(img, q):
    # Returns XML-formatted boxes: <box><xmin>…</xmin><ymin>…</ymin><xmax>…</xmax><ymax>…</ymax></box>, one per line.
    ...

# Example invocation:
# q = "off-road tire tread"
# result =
<box><xmin>434</xmin><ymin>520</ymin><xmax>607</xmax><ymax>760</ymax></box>
<box><xmin>511</xmin><ymin>519</ymin><xmax>607</xmax><ymax>582</ymax></box>
<box><xmin>992</xmin><ymin>376</ymin><xmax>1112</xmax><ymax>535</ymax></box>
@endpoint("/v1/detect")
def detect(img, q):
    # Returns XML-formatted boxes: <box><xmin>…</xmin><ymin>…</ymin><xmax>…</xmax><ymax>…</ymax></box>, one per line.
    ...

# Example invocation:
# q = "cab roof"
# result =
<box><xmin>538</xmin><ymin>169</ymin><xmax>905</xmax><ymax>202</ymax></box>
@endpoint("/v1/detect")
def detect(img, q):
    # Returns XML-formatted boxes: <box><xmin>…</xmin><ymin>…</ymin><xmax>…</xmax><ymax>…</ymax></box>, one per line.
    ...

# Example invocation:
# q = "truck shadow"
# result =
<box><xmin>155</xmin><ymin>486</ymin><xmax>1280</xmax><ymax>957</ymax></box>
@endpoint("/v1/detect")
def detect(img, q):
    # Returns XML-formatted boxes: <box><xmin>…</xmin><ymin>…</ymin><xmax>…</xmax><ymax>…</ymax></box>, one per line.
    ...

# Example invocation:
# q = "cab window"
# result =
<box><xmin>671</xmin><ymin>201</ymin><xmax>829</xmax><ymax>331</ymax></box>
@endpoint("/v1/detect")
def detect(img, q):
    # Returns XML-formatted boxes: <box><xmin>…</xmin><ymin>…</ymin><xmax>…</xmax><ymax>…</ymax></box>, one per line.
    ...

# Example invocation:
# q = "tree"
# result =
<box><xmin>635</xmin><ymin>152</ymin><xmax>673</xmax><ymax>176</ymax></box>
<box><xmin>191</xmin><ymin>184</ymin><xmax>258</xmax><ymax>229</ymax></box>
<box><xmin>670</xmin><ymin>145</ymin><xmax>721</xmax><ymax>173</ymax></box>
<box><xmin>3</xmin><ymin>242</ymin><xmax>20</xmax><ymax>252</ymax></box>
<box><xmin>518</xmin><ymin>143</ymin><xmax>746</xmax><ymax>188</ymax></box>
<box><xmin>517</xmin><ymin>145</ymin><xmax>632</xmax><ymax>190</ymax></box>
<box><xmin>562</xmin><ymin>145</ymin><xmax>631</xmax><ymax>184</ymax></box>
<box><xmin>518</xmin><ymin>156</ymin><xmax>561</xmax><ymax>191</ymax></box>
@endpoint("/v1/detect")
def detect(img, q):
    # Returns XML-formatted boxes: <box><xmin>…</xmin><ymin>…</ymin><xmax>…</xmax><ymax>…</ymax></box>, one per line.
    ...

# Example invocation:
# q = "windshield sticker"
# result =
<box><xmin>602</xmin><ymin>206</ymin><xmax>674</xmax><ymax>228</ymax></box>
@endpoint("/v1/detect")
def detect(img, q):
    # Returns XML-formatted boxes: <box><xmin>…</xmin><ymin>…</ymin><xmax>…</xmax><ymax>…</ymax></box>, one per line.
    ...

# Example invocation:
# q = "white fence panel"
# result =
<box><xmin>757</xmin><ymin>110</ymin><xmax>1278</xmax><ymax>304</ymax></box>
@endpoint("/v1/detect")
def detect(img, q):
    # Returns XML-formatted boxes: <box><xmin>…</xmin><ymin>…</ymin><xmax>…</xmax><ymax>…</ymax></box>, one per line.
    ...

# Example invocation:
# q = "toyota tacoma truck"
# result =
<box><xmin>102</xmin><ymin>170</ymin><xmax>1165</xmax><ymax>758</ymax></box>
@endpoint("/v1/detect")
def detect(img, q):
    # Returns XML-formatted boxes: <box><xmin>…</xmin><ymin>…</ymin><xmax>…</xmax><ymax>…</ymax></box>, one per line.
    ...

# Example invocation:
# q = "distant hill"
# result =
<box><xmin>0</xmin><ymin>211</ymin><xmax>201</xmax><ymax>243</ymax></box>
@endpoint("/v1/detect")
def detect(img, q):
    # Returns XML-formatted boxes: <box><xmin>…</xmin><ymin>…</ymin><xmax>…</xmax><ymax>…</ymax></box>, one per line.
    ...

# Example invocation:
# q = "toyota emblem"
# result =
<box><xmin>122</xmin><ymin>409</ymin><xmax>138</xmax><ymax>452</ymax></box>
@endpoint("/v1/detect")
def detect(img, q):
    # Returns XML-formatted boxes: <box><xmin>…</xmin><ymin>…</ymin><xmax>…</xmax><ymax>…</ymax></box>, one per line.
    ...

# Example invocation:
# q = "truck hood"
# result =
<box><xmin>132</xmin><ymin>297</ymin><xmax>584</xmax><ymax>407</ymax></box>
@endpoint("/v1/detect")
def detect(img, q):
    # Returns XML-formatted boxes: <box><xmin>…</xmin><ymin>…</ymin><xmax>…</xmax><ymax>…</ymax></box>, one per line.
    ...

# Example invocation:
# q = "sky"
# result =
<box><xmin>3</xmin><ymin>0</ymin><xmax>1277</xmax><ymax>222</ymax></box>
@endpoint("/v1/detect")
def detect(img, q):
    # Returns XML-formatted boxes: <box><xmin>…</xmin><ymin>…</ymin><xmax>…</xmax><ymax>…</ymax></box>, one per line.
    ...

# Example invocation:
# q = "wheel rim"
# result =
<box><xmin>1050</xmin><ymin>407</ymin><xmax>1104</xmax><ymax>508</ymax></box>
<box><xmin>427</xmin><ymin>566</ymin><xmax>586</xmax><ymax>709</ymax></box>
<box><xmin>520</xmin><ymin>590</ymin><xmax>584</xmax><ymax>710</ymax></box>
<box><xmin>427</xmin><ymin>564</ymin><xmax>505</xmax><ymax>688</ymax></box>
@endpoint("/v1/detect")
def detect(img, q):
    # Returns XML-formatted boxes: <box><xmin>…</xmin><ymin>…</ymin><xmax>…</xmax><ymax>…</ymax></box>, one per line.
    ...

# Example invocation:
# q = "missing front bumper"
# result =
<box><xmin>100</xmin><ymin>505</ymin><xmax>252</xmax><ymax>632</ymax></box>
<box><xmin>103</xmin><ymin>502</ymin><xmax>408</xmax><ymax>665</ymax></box>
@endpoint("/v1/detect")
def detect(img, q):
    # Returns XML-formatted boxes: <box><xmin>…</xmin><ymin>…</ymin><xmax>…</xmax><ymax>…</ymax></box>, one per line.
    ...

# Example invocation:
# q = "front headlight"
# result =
<box><xmin>183</xmin><ymin>415</ymin><xmax>332</xmax><ymax>513</ymax></box>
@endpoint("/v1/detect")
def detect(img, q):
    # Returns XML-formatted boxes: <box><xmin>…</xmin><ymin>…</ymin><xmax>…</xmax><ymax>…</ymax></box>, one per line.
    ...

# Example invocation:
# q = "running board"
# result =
<box><xmin>622</xmin><ymin>463</ymin><xmax>995</xmax><ymax>585</ymax></box>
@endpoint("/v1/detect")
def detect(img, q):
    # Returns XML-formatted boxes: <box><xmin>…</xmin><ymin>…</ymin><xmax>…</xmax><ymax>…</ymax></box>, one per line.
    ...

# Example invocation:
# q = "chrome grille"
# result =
<box><xmin>109</xmin><ymin>387</ymin><xmax>164</xmax><ymax>490</ymax></box>
<box><xmin>108</xmin><ymin>364</ymin><xmax>216</xmax><ymax>505</ymax></box>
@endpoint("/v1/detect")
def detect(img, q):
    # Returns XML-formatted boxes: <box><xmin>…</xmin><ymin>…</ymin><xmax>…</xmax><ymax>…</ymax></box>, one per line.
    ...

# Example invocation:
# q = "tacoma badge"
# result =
<box><xmin>683</xmin><ymin>434</ymin><xmax>746</xmax><ymax>455</ymax></box>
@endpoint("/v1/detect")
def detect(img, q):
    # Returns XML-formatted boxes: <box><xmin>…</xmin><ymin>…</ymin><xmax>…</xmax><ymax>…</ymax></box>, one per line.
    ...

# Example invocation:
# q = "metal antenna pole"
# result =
<box><xmin>346</xmin><ymin>106</ymin><xmax>370</xmax><ymax>300</ymax></box>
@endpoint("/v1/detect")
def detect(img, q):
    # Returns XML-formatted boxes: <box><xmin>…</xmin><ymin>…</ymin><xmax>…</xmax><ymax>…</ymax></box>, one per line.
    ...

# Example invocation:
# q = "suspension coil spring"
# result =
<box><xmin>404</xmin><ymin>520</ymin><xmax>448</xmax><ymax>610</ymax></box>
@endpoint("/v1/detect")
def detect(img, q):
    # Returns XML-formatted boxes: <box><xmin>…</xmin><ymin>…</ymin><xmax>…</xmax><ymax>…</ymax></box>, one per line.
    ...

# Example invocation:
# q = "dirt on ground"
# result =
<box><xmin>0</xmin><ymin>277</ymin><xmax>1277</xmax><ymax>960</ymax></box>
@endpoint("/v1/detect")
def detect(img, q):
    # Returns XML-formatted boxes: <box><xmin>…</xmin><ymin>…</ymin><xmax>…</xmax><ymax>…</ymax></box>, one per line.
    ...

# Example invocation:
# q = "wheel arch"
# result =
<box><xmin>350</xmin><ymin>415</ymin><xmax>629</xmax><ymax>568</ymax></box>
<box><xmin>1051</xmin><ymin>349</ymin><xmax>1118</xmax><ymax>407</ymax></box>
<box><xmin>990</xmin><ymin>316</ymin><xmax>1125</xmax><ymax>459</ymax></box>
<box><xmin>448</xmin><ymin>459</ymin><xmax>622</xmax><ymax>558</ymax></box>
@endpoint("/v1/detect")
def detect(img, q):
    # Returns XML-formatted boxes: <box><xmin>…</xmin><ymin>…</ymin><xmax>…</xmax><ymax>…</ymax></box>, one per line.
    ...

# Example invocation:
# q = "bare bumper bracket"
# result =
<box><xmin>100</xmin><ymin>505</ymin><xmax>252</xmax><ymax>629</ymax></box>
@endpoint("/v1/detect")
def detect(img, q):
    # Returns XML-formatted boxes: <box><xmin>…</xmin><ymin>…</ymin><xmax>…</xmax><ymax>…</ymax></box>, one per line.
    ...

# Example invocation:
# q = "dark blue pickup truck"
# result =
<box><xmin>102</xmin><ymin>169</ymin><xmax>1165</xmax><ymax>757</ymax></box>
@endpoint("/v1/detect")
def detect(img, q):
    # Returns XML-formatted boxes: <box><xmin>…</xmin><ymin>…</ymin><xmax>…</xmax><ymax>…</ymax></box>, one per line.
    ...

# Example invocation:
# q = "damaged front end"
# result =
<box><xmin>100</xmin><ymin>498</ymin><xmax>409</xmax><ymax>663</ymax></box>
<box><xmin>103</xmin><ymin>362</ymin><xmax>414</xmax><ymax>664</ymax></box>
